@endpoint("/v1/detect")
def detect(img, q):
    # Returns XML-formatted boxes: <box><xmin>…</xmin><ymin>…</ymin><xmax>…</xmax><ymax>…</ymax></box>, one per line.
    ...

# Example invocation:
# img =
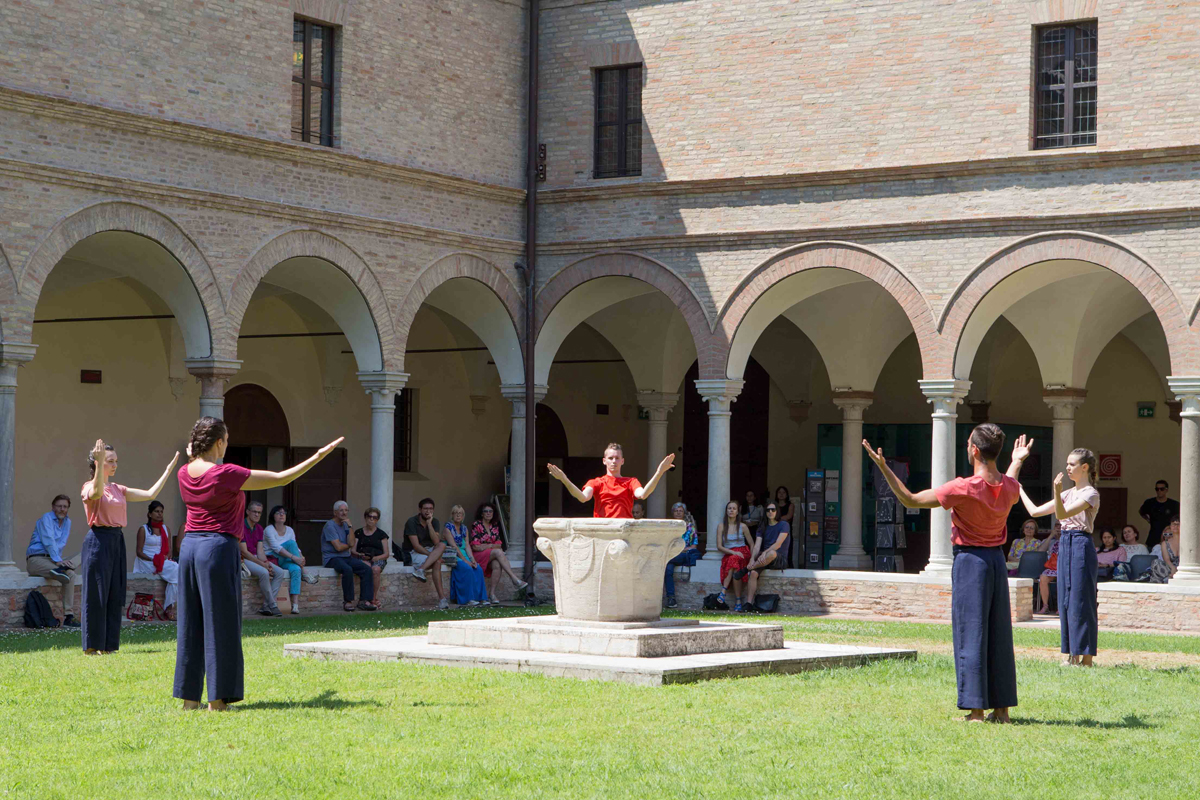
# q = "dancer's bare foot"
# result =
<box><xmin>208</xmin><ymin>700</ymin><xmax>228</xmax><ymax>712</ymax></box>
<box><xmin>1080</xmin><ymin>655</ymin><xmax>1094</xmax><ymax>667</ymax></box>
<box><xmin>959</xmin><ymin>709</ymin><xmax>987</xmax><ymax>723</ymax></box>
<box><xmin>987</xmin><ymin>708</ymin><xmax>1012</xmax><ymax>724</ymax></box>
<box><xmin>84</xmin><ymin>649</ymin><xmax>101</xmax><ymax>656</ymax></box>
<box><xmin>182</xmin><ymin>700</ymin><xmax>201</xmax><ymax>710</ymax></box>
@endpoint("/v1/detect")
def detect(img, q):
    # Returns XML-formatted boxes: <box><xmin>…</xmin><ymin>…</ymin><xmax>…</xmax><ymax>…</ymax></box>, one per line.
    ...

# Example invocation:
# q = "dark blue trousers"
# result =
<box><xmin>1057</xmin><ymin>531</ymin><xmax>1098</xmax><ymax>656</ymax></box>
<box><xmin>663</xmin><ymin>549</ymin><xmax>700</xmax><ymax>597</ymax></box>
<box><xmin>81</xmin><ymin>527</ymin><xmax>126</xmax><ymax>652</ymax></box>
<box><xmin>327</xmin><ymin>555</ymin><xmax>374</xmax><ymax>602</ymax></box>
<box><xmin>951</xmin><ymin>546</ymin><xmax>1018</xmax><ymax>710</ymax></box>
<box><xmin>174</xmin><ymin>531</ymin><xmax>244</xmax><ymax>704</ymax></box>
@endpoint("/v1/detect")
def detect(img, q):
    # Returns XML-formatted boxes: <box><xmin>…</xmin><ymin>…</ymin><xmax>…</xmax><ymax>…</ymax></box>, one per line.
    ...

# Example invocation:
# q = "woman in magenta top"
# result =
<box><xmin>173</xmin><ymin>416</ymin><xmax>342</xmax><ymax>710</ymax></box>
<box><xmin>80</xmin><ymin>439</ymin><xmax>177</xmax><ymax>655</ymax></box>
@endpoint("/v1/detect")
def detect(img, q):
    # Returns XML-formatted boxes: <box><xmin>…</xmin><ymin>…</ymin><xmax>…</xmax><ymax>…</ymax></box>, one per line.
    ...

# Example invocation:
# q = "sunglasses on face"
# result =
<box><xmin>366</xmin><ymin>514</ymin><xmax>380</xmax><ymax>520</ymax></box>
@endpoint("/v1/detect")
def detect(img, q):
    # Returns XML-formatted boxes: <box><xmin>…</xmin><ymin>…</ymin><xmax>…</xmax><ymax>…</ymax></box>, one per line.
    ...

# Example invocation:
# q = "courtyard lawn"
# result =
<box><xmin>2</xmin><ymin>610</ymin><xmax>1198</xmax><ymax>800</ymax></box>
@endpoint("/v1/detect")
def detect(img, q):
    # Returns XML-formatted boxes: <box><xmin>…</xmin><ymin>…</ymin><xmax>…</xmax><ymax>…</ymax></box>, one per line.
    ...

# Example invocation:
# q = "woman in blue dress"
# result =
<box><xmin>444</xmin><ymin>505</ymin><xmax>488</xmax><ymax>606</ymax></box>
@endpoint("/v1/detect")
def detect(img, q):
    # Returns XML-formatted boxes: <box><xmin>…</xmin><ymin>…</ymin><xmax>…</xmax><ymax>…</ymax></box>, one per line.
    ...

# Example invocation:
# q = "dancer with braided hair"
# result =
<box><xmin>174</xmin><ymin>416</ymin><xmax>342</xmax><ymax>710</ymax></box>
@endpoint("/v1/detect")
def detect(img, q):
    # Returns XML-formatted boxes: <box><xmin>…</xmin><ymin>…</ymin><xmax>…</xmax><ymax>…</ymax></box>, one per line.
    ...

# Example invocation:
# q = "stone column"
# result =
<box><xmin>918</xmin><ymin>379</ymin><xmax>971</xmax><ymax>577</ymax></box>
<box><xmin>830</xmin><ymin>391</ymin><xmax>874</xmax><ymax>570</ymax></box>
<box><xmin>1168</xmin><ymin>377</ymin><xmax>1200</xmax><ymax>584</ymax></box>
<box><xmin>184</xmin><ymin>358</ymin><xmax>242</xmax><ymax>420</ymax></box>
<box><xmin>1043</xmin><ymin>388</ymin><xmax>1087</xmax><ymax>488</ymax></box>
<box><xmin>694</xmin><ymin>379</ymin><xmax>744</xmax><ymax>563</ymax></box>
<box><xmin>501</xmin><ymin>384</ymin><xmax>548</xmax><ymax>565</ymax></box>
<box><xmin>638</xmin><ymin>391</ymin><xmax>679</xmax><ymax>519</ymax></box>
<box><xmin>0</xmin><ymin>342</ymin><xmax>37</xmax><ymax>578</ymax></box>
<box><xmin>358</xmin><ymin>372</ymin><xmax>409</xmax><ymax>541</ymax></box>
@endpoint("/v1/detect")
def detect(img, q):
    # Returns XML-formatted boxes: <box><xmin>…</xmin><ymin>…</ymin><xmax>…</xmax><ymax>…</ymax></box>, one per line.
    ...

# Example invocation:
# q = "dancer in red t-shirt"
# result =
<box><xmin>863</xmin><ymin>423</ymin><xmax>1029</xmax><ymax>724</ymax></box>
<box><xmin>547</xmin><ymin>443</ymin><xmax>674</xmax><ymax>518</ymax></box>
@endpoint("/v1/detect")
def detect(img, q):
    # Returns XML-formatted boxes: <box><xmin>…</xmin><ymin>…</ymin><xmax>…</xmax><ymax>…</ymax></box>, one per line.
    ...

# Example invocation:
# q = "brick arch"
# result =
<box><xmin>535</xmin><ymin>251</ymin><xmax>717</xmax><ymax>375</ymax></box>
<box><xmin>0</xmin><ymin>244</ymin><xmax>16</xmax><ymax>343</ymax></box>
<box><xmin>937</xmin><ymin>231</ymin><xmax>1197</xmax><ymax>378</ymax></box>
<box><xmin>227</xmin><ymin>228</ymin><xmax>397</xmax><ymax>369</ymax></box>
<box><xmin>716</xmin><ymin>241</ymin><xmax>938</xmax><ymax>380</ymax></box>
<box><xmin>10</xmin><ymin>201</ymin><xmax>223</xmax><ymax>354</ymax></box>
<box><xmin>393</xmin><ymin>253</ymin><xmax>525</xmax><ymax>383</ymax></box>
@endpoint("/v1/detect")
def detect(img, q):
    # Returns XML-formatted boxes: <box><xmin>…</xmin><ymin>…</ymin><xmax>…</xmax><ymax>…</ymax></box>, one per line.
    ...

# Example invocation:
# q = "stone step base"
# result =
<box><xmin>284</xmin><ymin>636</ymin><xmax>916</xmax><ymax>686</ymax></box>
<box><xmin>427</xmin><ymin>615</ymin><xmax>782</xmax><ymax>658</ymax></box>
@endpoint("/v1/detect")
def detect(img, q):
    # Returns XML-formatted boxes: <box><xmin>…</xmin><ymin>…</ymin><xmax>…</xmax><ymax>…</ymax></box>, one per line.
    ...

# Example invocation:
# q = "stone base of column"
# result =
<box><xmin>920</xmin><ymin>555</ymin><xmax>954</xmax><ymax>578</ymax></box>
<box><xmin>828</xmin><ymin>552</ymin><xmax>874</xmax><ymax>571</ymax></box>
<box><xmin>0</xmin><ymin>563</ymin><xmax>27</xmax><ymax>584</ymax></box>
<box><xmin>1171</xmin><ymin>566</ymin><xmax>1200</xmax><ymax>584</ymax></box>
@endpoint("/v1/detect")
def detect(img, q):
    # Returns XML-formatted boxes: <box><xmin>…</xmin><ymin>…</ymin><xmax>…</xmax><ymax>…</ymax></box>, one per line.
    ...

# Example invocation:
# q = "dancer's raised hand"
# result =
<box><xmin>547</xmin><ymin>463</ymin><xmax>567</xmax><ymax>482</ymax></box>
<box><xmin>1011</xmin><ymin>434</ymin><xmax>1034</xmax><ymax>462</ymax></box>
<box><xmin>1053</xmin><ymin>472</ymin><xmax>1065</xmax><ymax>490</ymax></box>
<box><xmin>656</xmin><ymin>453</ymin><xmax>676</xmax><ymax>474</ymax></box>
<box><xmin>91</xmin><ymin>439</ymin><xmax>107</xmax><ymax>462</ymax></box>
<box><xmin>862</xmin><ymin>440</ymin><xmax>888</xmax><ymax>468</ymax></box>
<box><xmin>316</xmin><ymin>437</ymin><xmax>345</xmax><ymax>458</ymax></box>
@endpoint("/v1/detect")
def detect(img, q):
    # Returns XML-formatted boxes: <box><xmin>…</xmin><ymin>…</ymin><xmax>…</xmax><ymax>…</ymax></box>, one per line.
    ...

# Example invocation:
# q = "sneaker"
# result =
<box><xmin>466</xmin><ymin>600</ymin><xmax>480</xmax><ymax>607</ymax></box>
<box><xmin>516</xmin><ymin>580</ymin><xmax>529</xmax><ymax>591</ymax></box>
<box><xmin>258</xmin><ymin>606</ymin><xmax>272</xmax><ymax>616</ymax></box>
<box><xmin>665</xmin><ymin>596</ymin><xmax>678</xmax><ymax>609</ymax></box>
<box><xmin>62</xmin><ymin>614</ymin><xmax>81</xmax><ymax>628</ymax></box>
<box><xmin>302</xmin><ymin>572</ymin><xmax>319</xmax><ymax>585</ymax></box>
<box><xmin>489</xmin><ymin>594</ymin><xmax>499</xmax><ymax>605</ymax></box>
<box><xmin>734</xmin><ymin>568</ymin><xmax>749</xmax><ymax>581</ymax></box>
<box><xmin>437</xmin><ymin>598</ymin><xmax>450</xmax><ymax>610</ymax></box>
<box><xmin>49</xmin><ymin>567</ymin><xmax>72</xmax><ymax>580</ymax></box>
<box><xmin>290</xmin><ymin>603</ymin><xmax>300</xmax><ymax>615</ymax></box>
<box><xmin>269</xmin><ymin>606</ymin><xmax>283</xmax><ymax>617</ymax></box>
<box><xmin>411</xmin><ymin>565</ymin><xmax>428</xmax><ymax>583</ymax></box>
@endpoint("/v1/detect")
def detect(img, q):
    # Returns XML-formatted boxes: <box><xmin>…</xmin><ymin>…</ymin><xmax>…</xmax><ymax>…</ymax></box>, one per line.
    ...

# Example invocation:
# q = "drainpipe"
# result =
<box><xmin>522</xmin><ymin>0</ymin><xmax>540</xmax><ymax>582</ymax></box>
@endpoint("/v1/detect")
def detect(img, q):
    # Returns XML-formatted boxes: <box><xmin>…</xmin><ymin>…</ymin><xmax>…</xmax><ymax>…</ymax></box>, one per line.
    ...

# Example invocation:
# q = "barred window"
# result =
<box><xmin>292</xmin><ymin>18</ymin><xmax>335</xmax><ymax>146</ymax></box>
<box><xmin>394</xmin><ymin>388</ymin><xmax>415</xmax><ymax>472</ymax></box>
<box><xmin>1034</xmin><ymin>21</ymin><xmax>1097</xmax><ymax>149</ymax></box>
<box><xmin>594</xmin><ymin>65</ymin><xmax>643</xmax><ymax>179</ymax></box>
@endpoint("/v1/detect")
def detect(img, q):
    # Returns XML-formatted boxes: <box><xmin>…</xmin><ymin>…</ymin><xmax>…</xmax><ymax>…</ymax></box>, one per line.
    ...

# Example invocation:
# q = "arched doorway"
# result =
<box><xmin>223</xmin><ymin>383</ymin><xmax>293</xmax><ymax>536</ymax></box>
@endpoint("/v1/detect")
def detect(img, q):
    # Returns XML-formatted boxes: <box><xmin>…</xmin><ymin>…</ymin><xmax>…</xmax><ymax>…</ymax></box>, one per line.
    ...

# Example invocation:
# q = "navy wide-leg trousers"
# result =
<box><xmin>81</xmin><ymin>526</ymin><xmax>126</xmax><ymax>652</ymax></box>
<box><xmin>174</xmin><ymin>531</ymin><xmax>244</xmax><ymax>704</ymax></box>
<box><xmin>1057</xmin><ymin>530</ymin><xmax>1099</xmax><ymax>656</ymax></box>
<box><xmin>951</xmin><ymin>546</ymin><xmax>1018</xmax><ymax>710</ymax></box>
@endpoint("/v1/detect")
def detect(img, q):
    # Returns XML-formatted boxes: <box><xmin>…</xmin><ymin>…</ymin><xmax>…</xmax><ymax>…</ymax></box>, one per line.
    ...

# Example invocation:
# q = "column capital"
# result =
<box><xmin>637</xmin><ymin>391</ymin><xmax>680</xmax><ymax>412</ymax></box>
<box><xmin>832</xmin><ymin>390</ymin><xmax>874</xmax><ymax>419</ymax></box>
<box><xmin>500</xmin><ymin>384</ymin><xmax>548</xmax><ymax>416</ymax></box>
<box><xmin>184</xmin><ymin>357</ymin><xmax>242</xmax><ymax>379</ymax></box>
<box><xmin>357</xmin><ymin>371</ymin><xmax>409</xmax><ymax>395</ymax></box>
<box><xmin>788</xmin><ymin>400</ymin><xmax>813</xmax><ymax>424</ymax></box>
<box><xmin>919</xmin><ymin>378</ymin><xmax>971</xmax><ymax>415</ymax></box>
<box><xmin>695</xmin><ymin>379</ymin><xmax>743</xmax><ymax>413</ymax></box>
<box><xmin>1168</xmin><ymin>376</ymin><xmax>1200</xmax><ymax>415</ymax></box>
<box><xmin>1042</xmin><ymin>387</ymin><xmax>1087</xmax><ymax>419</ymax></box>
<box><xmin>0</xmin><ymin>341</ymin><xmax>37</xmax><ymax>367</ymax></box>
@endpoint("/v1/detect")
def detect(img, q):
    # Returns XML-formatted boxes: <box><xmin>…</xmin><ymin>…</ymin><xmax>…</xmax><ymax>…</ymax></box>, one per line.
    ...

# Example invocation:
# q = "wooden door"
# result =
<box><xmin>290</xmin><ymin>446</ymin><xmax>348</xmax><ymax>558</ymax></box>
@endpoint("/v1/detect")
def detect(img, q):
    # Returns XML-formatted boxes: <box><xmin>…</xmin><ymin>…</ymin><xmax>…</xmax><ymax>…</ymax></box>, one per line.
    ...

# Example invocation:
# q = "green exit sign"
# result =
<box><xmin>1138</xmin><ymin>402</ymin><xmax>1155</xmax><ymax>418</ymax></box>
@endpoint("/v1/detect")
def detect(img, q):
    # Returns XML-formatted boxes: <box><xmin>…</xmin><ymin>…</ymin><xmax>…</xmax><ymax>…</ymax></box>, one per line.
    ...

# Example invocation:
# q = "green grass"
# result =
<box><xmin>3</xmin><ymin>610</ymin><xmax>1198</xmax><ymax>799</ymax></box>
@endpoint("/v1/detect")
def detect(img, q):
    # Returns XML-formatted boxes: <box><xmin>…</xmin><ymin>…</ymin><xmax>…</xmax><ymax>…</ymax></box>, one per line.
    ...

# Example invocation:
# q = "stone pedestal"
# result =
<box><xmin>534</xmin><ymin>517</ymin><xmax>686</xmax><ymax>622</ymax></box>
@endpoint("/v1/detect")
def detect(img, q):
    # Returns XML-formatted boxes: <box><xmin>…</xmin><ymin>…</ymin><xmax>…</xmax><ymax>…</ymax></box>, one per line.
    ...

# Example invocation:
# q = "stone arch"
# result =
<box><xmin>0</xmin><ymin>244</ymin><xmax>16</xmax><ymax>342</ymax></box>
<box><xmin>10</xmin><ymin>201</ymin><xmax>222</xmax><ymax>356</ymax></box>
<box><xmin>227</xmin><ymin>228</ymin><xmax>396</xmax><ymax>371</ymax></box>
<box><xmin>393</xmin><ymin>252</ymin><xmax>525</xmax><ymax>384</ymax></box>
<box><xmin>938</xmin><ymin>231</ymin><xmax>1196</xmax><ymax>379</ymax></box>
<box><xmin>535</xmin><ymin>251</ymin><xmax>715</xmax><ymax>381</ymax></box>
<box><xmin>718</xmin><ymin>241</ymin><xmax>938</xmax><ymax>382</ymax></box>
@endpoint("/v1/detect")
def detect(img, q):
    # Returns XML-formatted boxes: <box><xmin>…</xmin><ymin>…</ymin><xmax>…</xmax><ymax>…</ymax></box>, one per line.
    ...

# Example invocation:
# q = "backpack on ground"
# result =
<box><xmin>702</xmin><ymin>592</ymin><xmax>729</xmax><ymax>611</ymax></box>
<box><xmin>752</xmin><ymin>593</ymin><xmax>780</xmax><ymax>613</ymax></box>
<box><xmin>24</xmin><ymin>589</ymin><xmax>60</xmax><ymax>629</ymax></box>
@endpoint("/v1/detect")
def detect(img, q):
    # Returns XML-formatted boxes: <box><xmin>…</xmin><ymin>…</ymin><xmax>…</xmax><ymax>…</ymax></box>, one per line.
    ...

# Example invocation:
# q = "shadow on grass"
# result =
<box><xmin>0</xmin><ymin>607</ymin><xmax>551</xmax><ymax>654</ymax></box>
<box><xmin>1013</xmin><ymin>714</ymin><xmax>1156</xmax><ymax>729</ymax></box>
<box><xmin>239</xmin><ymin>690</ymin><xmax>382</xmax><ymax>711</ymax></box>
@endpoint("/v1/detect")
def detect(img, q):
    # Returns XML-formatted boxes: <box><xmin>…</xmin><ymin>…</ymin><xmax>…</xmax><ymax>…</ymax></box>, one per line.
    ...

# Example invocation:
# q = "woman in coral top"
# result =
<box><xmin>80</xmin><ymin>439</ymin><xmax>178</xmax><ymax>655</ymax></box>
<box><xmin>174</xmin><ymin>417</ymin><xmax>342</xmax><ymax>711</ymax></box>
<box><xmin>546</xmin><ymin>442</ymin><xmax>674</xmax><ymax>519</ymax></box>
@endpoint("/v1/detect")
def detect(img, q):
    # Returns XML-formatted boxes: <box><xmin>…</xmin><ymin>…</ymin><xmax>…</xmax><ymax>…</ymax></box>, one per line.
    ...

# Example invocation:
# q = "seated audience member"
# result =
<box><xmin>663</xmin><ymin>502</ymin><xmax>699</xmax><ymax>608</ymax></box>
<box><xmin>263</xmin><ymin>505</ymin><xmax>318</xmax><ymax>615</ymax></box>
<box><xmin>743</xmin><ymin>502</ymin><xmax>789</xmax><ymax>608</ymax></box>
<box><xmin>133</xmin><ymin>501</ymin><xmax>179</xmax><ymax>620</ymax></box>
<box><xmin>322</xmin><ymin>501</ymin><xmax>376</xmax><ymax>612</ymax></box>
<box><xmin>742</xmin><ymin>490</ymin><xmax>764</xmax><ymax>538</ymax></box>
<box><xmin>403</xmin><ymin>498</ymin><xmax>449</xmax><ymax>610</ymax></box>
<box><xmin>1095</xmin><ymin>527</ymin><xmax>1126</xmax><ymax>568</ymax></box>
<box><xmin>1007</xmin><ymin>519</ymin><xmax>1041</xmax><ymax>576</ymax></box>
<box><xmin>631</xmin><ymin>501</ymin><xmax>646</xmax><ymax>520</ymax></box>
<box><xmin>242</xmin><ymin>501</ymin><xmax>286</xmax><ymax>616</ymax></box>
<box><xmin>1149</xmin><ymin>516</ymin><xmax>1181</xmax><ymax>583</ymax></box>
<box><xmin>444</xmin><ymin>505</ymin><xmax>488</xmax><ymax>606</ymax></box>
<box><xmin>715</xmin><ymin>500</ymin><xmax>752</xmax><ymax>612</ymax></box>
<box><xmin>1120</xmin><ymin>524</ymin><xmax>1150</xmax><ymax>560</ymax></box>
<box><xmin>351</xmin><ymin>507</ymin><xmax>389</xmax><ymax>607</ymax></box>
<box><xmin>1036</xmin><ymin>527</ymin><xmax>1063</xmax><ymax>615</ymax></box>
<box><xmin>25</xmin><ymin>495</ymin><xmax>80</xmax><ymax>627</ymax></box>
<box><xmin>469</xmin><ymin>503</ymin><xmax>527</xmax><ymax>604</ymax></box>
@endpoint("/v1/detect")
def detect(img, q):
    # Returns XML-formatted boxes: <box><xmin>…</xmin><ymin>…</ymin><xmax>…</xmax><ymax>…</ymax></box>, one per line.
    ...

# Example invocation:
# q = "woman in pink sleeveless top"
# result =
<box><xmin>174</xmin><ymin>417</ymin><xmax>342</xmax><ymax>710</ymax></box>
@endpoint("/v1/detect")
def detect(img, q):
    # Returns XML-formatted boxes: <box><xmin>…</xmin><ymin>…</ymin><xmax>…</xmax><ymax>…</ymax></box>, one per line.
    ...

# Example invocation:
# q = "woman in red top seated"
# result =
<box><xmin>174</xmin><ymin>416</ymin><xmax>342</xmax><ymax>711</ymax></box>
<box><xmin>547</xmin><ymin>442</ymin><xmax>674</xmax><ymax>519</ymax></box>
